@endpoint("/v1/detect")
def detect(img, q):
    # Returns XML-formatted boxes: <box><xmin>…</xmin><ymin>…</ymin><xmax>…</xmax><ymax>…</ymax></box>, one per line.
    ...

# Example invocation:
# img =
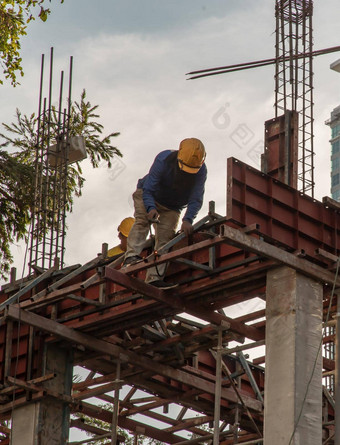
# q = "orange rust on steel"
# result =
<box><xmin>181</xmin><ymin>364</ymin><xmax>234</xmax><ymax>388</ymax></box>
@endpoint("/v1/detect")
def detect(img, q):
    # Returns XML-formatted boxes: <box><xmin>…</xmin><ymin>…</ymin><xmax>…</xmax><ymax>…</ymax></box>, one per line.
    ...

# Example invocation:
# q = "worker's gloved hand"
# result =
<box><xmin>181</xmin><ymin>220</ymin><xmax>193</xmax><ymax>236</ymax></box>
<box><xmin>147</xmin><ymin>209</ymin><xmax>159</xmax><ymax>222</ymax></box>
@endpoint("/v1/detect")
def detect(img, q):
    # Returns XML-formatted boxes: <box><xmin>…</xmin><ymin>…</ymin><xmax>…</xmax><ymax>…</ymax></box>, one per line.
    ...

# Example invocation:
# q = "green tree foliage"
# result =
<box><xmin>0</xmin><ymin>0</ymin><xmax>63</xmax><ymax>85</ymax></box>
<box><xmin>0</xmin><ymin>89</ymin><xmax>120</xmax><ymax>279</ymax></box>
<box><xmin>0</xmin><ymin>149</ymin><xmax>33</xmax><ymax>277</ymax></box>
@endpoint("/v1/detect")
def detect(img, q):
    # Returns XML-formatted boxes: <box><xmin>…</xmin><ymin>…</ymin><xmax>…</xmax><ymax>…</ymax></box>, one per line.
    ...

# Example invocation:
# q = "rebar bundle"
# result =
<box><xmin>275</xmin><ymin>0</ymin><xmax>314</xmax><ymax>196</ymax></box>
<box><xmin>29</xmin><ymin>48</ymin><xmax>73</xmax><ymax>273</ymax></box>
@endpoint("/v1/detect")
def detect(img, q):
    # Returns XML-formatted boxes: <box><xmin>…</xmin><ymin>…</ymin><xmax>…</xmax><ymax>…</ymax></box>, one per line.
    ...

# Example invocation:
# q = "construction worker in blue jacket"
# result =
<box><xmin>123</xmin><ymin>138</ymin><xmax>207</xmax><ymax>288</ymax></box>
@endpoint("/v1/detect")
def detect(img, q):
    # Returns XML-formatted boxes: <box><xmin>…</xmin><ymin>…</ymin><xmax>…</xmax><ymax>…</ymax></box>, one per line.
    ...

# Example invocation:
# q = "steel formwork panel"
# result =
<box><xmin>262</xmin><ymin>111</ymin><xmax>299</xmax><ymax>188</ymax></box>
<box><xmin>227</xmin><ymin>157</ymin><xmax>340</xmax><ymax>260</ymax></box>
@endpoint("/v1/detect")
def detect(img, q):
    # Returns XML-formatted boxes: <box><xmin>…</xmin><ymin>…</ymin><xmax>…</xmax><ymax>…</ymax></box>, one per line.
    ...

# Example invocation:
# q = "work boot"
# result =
<box><xmin>122</xmin><ymin>255</ymin><xmax>143</xmax><ymax>267</ymax></box>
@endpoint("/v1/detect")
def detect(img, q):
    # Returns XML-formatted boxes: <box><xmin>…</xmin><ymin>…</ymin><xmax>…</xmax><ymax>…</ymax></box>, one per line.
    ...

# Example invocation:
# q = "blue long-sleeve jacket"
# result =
<box><xmin>137</xmin><ymin>150</ymin><xmax>207</xmax><ymax>224</ymax></box>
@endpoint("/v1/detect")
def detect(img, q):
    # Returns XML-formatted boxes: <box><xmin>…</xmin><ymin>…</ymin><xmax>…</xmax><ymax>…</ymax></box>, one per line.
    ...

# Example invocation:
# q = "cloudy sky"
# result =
<box><xmin>1</xmin><ymin>1</ymin><xmax>340</xmax><ymax>441</ymax></box>
<box><xmin>2</xmin><ymin>0</ymin><xmax>340</xmax><ymax>274</ymax></box>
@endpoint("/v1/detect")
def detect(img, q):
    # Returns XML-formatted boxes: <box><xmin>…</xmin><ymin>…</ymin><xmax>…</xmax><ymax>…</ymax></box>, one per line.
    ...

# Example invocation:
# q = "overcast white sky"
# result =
<box><xmin>2</xmin><ymin>1</ymin><xmax>340</xmax><ymax>272</ymax></box>
<box><xmin>1</xmin><ymin>1</ymin><xmax>340</xmax><ymax>440</ymax></box>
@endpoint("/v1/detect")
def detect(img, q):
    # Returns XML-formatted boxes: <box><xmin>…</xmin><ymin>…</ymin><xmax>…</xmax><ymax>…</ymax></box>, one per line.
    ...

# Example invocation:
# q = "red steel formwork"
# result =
<box><xmin>227</xmin><ymin>157</ymin><xmax>340</xmax><ymax>263</ymax></box>
<box><xmin>0</xmin><ymin>217</ymin><xmax>267</xmax><ymax>442</ymax></box>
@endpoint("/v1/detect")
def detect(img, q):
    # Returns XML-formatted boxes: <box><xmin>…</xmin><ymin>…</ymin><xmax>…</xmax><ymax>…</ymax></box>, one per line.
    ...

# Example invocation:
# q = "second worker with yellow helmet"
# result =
<box><xmin>107</xmin><ymin>216</ymin><xmax>135</xmax><ymax>258</ymax></box>
<box><xmin>123</xmin><ymin>138</ymin><xmax>207</xmax><ymax>289</ymax></box>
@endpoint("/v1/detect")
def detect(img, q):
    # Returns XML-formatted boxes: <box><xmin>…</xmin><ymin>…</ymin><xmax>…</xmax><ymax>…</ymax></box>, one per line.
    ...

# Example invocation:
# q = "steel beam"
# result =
<box><xmin>105</xmin><ymin>267</ymin><xmax>264</xmax><ymax>340</ymax></box>
<box><xmin>78</xmin><ymin>401</ymin><xmax>192</xmax><ymax>444</ymax></box>
<box><xmin>0</xmin><ymin>267</ymin><xmax>56</xmax><ymax>311</ymax></box>
<box><xmin>220</xmin><ymin>224</ymin><xmax>340</xmax><ymax>287</ymax></box>
<box><xmin>5</xmin><ymin>306</ymin><xmax>262</xmax><ymax>412</ymax></box>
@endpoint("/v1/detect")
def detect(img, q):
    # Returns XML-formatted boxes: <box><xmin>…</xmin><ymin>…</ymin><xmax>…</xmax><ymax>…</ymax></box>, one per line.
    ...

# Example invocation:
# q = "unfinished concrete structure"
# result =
<box><xmin>0</xmin><ymin>0</ymin><xmax>339</xmax><ymax>444</ymax></box>
<box><xmin>0</xmin><ymin>147</ymin><xmax>338</xmax><ymax>443</ymax></box>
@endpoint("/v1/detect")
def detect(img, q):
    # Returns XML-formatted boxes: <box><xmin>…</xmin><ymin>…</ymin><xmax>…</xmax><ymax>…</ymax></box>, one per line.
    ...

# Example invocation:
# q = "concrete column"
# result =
<box><xmin>11</xmin><ymin>344</ymin><xmax>73</xmax><ymax>445</ymax></box>
<box><xmin>264</xmin><ymin>266</ymin><xmax>323</xmax><ymax>445</ymax></box>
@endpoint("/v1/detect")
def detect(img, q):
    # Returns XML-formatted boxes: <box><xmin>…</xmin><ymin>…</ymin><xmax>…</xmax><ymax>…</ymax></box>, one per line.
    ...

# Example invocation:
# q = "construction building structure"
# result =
<box><xmin>0</xmin><ymin>148</ymin><xmax>338</xmax><ymax>444</ymax></box>
<box><xmin>0</xmin><ymin>0</ymin><xmax>339</xmax><ymax>444</ymax></box>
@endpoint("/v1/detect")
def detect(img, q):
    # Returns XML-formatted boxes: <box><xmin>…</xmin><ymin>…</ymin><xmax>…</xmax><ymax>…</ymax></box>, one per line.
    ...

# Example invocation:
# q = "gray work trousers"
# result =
<box><xmin>125</xmin><ymin>189</ymin><xmax>180</xmax><ymax>283</ymax></box>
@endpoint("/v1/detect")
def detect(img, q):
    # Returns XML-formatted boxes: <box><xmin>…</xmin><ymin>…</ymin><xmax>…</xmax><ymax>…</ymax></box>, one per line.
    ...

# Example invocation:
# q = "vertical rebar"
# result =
<box><xmin>50</xmin><ymin>70</ymin><xmax>65</xmax><ymax>268</ymax></box>
<box><xmin>29</xmin><ymin>49</ymin><xmax>72</xmax><ymax>272</ymax></box>
<box><xmin>61</xmin><ymin>56</ymin><xmax>74</xmax><ymax>268</ymax></box>
<box><xmin>274</xmin><ymin>0</ymin><xmax>314</xmax><ymax>197</ymax></box>
<box><xmin>40</xmin><ymin>97</ymin><xmax>48</xmax><ymax>268</ymax></box>
<box><xmin>29</xmin><ymin>53</ymin><xmax>45</xmax><ymax>272</ymax></box>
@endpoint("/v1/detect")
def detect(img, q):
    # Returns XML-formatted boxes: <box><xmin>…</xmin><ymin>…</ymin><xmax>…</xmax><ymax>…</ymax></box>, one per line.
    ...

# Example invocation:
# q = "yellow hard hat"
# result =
<box><xmin>177</xmin><ymin>138</ymin><xmax>206</xmax><ymax>174</ymax></box>
<box><xmin>118</xmin><ymin>217</ymin><xmax>135</xmax><ymax>237</ymax></box>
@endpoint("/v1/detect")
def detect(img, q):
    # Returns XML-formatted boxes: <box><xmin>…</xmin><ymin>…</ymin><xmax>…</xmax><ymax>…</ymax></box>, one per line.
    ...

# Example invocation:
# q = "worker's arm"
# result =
<box><xmin>182</xmin><ymin>164</ymin><xmax>207</xmax><ymax>224</ymax></box>
<box><xmin>140</xmin><ymin>151</ymin><xmax>169</xmax><ymax>213</ymax></box>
